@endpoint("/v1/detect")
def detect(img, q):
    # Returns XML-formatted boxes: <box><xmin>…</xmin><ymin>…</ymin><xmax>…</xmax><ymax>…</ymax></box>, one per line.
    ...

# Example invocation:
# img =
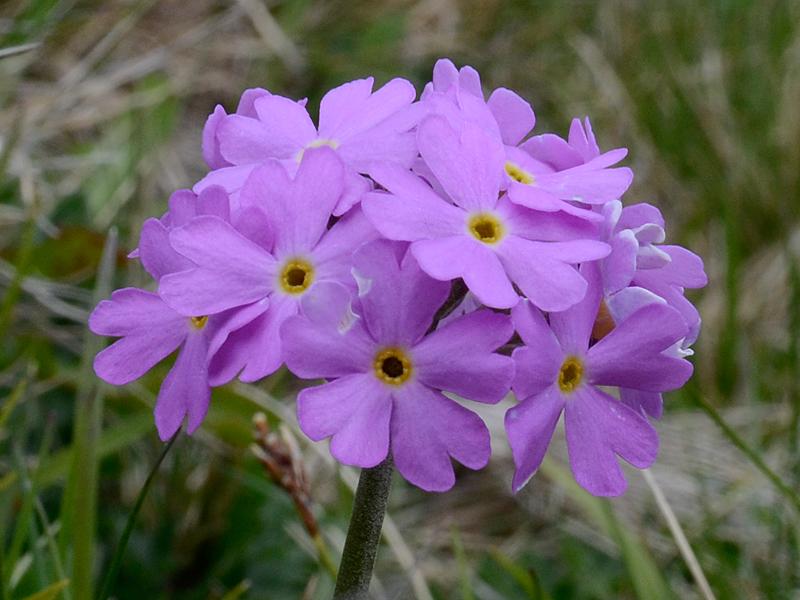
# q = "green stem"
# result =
<box><xmin>95</xmin><ymin>434</ymin><xmax>178</xmax><ymax>600</ymax></box>
<box><xmin>333</xmin><ymin>458</ymin><xmax>393</xmax><ymax>599</ymax></box>
<box><xmin>695</xmin><ymin>394</ymin><xmax>800</xmax><ymax>514</ymax></box>
<box><xmin>312</xmin><ymin>532</ymin><xmax>339</xmax><ymax>581</ymax></box>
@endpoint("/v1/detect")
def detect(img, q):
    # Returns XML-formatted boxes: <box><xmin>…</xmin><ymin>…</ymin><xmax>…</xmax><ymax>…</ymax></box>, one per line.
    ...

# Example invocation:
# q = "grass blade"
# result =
<box><xmin>642</xmin><ymin>469</ymin><xmax>715</xmax><ymax>600</ymax></box>
<box><xmin>694</xmin><ymin>394</ymin><xmax>800</xmax><ymax>514</ymax></box>
<box><xmin>20</xmin><ymin>579</ymin><xmax>69</xmax><ymax>600</ymax></box>
<box><xmin>95</xmin><ymin>434</ymin><xmax>178</xmax><ymax>600</ymax></box>
<box><xmin>540</xmin><ymin>458</ymin><xmax>673</xmax><ymax>600</ymax></box>
<box><xmin>60</xmin><ymin>229</ymin><xmax>117</xmax><ymax>599</ymax></box>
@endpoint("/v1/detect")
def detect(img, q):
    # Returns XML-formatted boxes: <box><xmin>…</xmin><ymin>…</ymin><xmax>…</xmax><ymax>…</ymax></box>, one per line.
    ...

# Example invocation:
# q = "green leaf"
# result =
<box><xmin>540</xmin><ymin>458</ymin><xmax>673</xmax><ymax>600</ymax></box>
<box><xmin>20</xmin><ymin>579</ymin><xmax>69</xmax><ymax>600</ymax></box>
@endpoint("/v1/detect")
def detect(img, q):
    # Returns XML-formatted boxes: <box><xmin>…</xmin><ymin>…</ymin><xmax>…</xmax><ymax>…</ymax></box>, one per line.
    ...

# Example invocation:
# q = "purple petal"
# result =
<box><xmin>659</xmin><ymin>245</ymin><xmax>708</xmax><ymax>288</ymax></box>
<box><xmin>564</xmin><ymin>385</ymin><xmax>658</xmax><ymax>496</ymax></box>
<box><xmin>391</xmin><ymin>382</ymin><xmax>490</xmax><ymax>492</ymax></box>
<box><xmin>511</xmin><ymin>301</ymin><xmax>562</xmax><ymax>397</ymax></box>
<box><xmin>231</xmin><ymin>205</ymin><xmax>274</xmax><ymax>250</ymax></box>
<box><xmin>317</xmin><ymin>78</ymin><xmax>375</xmax><ymax>138</ymax></box>
<box><xmin>362</xmin><ymin>167</ymin><xmax>465</xmax><ymax>241</ymax></box>
<box><xmin>285</xmin><ymin>147</ymin><xmax>344</xmax><ymax>249</ymax></box>
<box><xmin>138</xmin><ymin>218</ymin><xmax>193</xmax><ymax>281</ymax></box>
<box><xmin>601</xmin><ymin>229</ymin><xmax>638</xmax><ymax>295</ymax></box>
<box><xmin>241</xmin><ymin>151</ymin><xmax>343</xmax><ymax>256</ymax></box>
<box><xmin>90</xmin><ymin>289</ymin><xmax>187</xmax><ymax>384</ymax></box>
<box><xmin>298</xmin><ymin>280</ymin><xmax>356</xmax><ymax>328</ymax></box>
<box><xmin>498</xmin><ymin>236</ymin><xmax>602</xmax><ymax>312</ymax></box>
<box><xmin>313</xmin><ymin>206</ymin><xmax>379</xmax><ymax>269</ymax></box>
<box><xmin>251</xmin><ymin>94</ymin><xmax>317</xmax><ymax>157</ymax></box>
<box><xmin>534</xmin><ymin>165</ymin><xmax>634</xmax><ymax>204</ymax></box>
<box><xmin>521</xmin><ymin>133</ymin><xmax>582</xmax><ymax>171</ymax></box>
<box><xmin>202</xmin><ymin>105</ymin><xmax>230</xmax><ymax>169</ymax></box>
<box><xmin>160</xmin><ymin>216</ymin><xmax>275</xmax><ymax>315</ymax></box>
<box><xmin>548</xmin><ymin>262</ymin><xmax>602</xmax><ymax>354</ymax></box>
<box><xmin>413</xmin><ymin>236</ymin><xmax>520</xmax><ymax>309</ymax></box>
<box><xmin>207</xmin><ymin>299</ymin><xmax>269</xmax><ymax>386</ymax></box>
<box><xmin>339</xmin><ymin>129</ymin><xmax>418</xmax><ymax>175</ymax></box>
<box><xmin>499</xmin><ymin>196</ymin><xmax>600</xmax><ymax>241</ymax></box>
<box><xmin>235</xmin><ymin>88</ymin><xmax>271</xmax><ymax>117</ymax></box>
<box><xmin>217</xmin><ymin>115</ymin><xmax>281</xmax><ymax>164</ymax></box>
<box><xmin>353</xmin><ymin>240</ymin><xmax>450</xmax><ymax>345</ymax></box>
<box><xmin>193</xmin><ymin>164</ymin><xmax>255</xmax><ymax>198</ymax></box>
<box><xmin>507</xmin><ymin>184</ymin><xmax>605</xmax><ymax>223</ymax></box>
<box><xmin>417</xmin><ymin>116</ymin><xmax>504</xmax><ymax>212</ymax></box>
<box><xmin>620</xmin><ymin>388</ymin><xmax>664</xmax><ymax>420</ymax></box>
<box><xmin>487</xmin><ymin>87</ymin><xmax>535</xmax><ymax>146</ymax></box>
<box><xmin>413</xmin><ymin>310</ymin><xmax>515</xmax><ymax>403</ymax></box>
<box><xmin>168</xmin><ymin>189</ymin><xmax>197</xmax><ymax>227</ymax></box>
<box><xmin>281</xmin><ymin>316</ymin><xmax>373</xmax><ymax>379</ymax></box>
<box><xmin>618</xmin><ymin>202</ymin><xmax>665</xmax><ymax>231</ymax></box>
<box><xmin>457</xmin><ymin>65</ymin><xmax>482</xmax><ymax>97</ymax></box>
<box><xmin>154</xmin><ymin>332</ymin><xmax>210</xmax><ymax>440</ymax></box>
<box><xmin>606</xmin><ymin>286</ymin><xmax>665</xmax><ymax>324</ymax></box>
<box><xmin>567</xmin><ymin>117</ymin><xmax>600</xmax><ymax>162</ymax></box>
<box><xmin>333</xmin><ymin>167</ymin><xmax>371</xmax><ymax>216</ymax></box>
<box><xmin>223</xmin><ymin>295</ymin><xmax>298</xmax><ymax>383</ymax></box>
<box><xmin>505</xmin><ymin>386</ymin><xmax>565</xmax><ymax>491</ymax></box>
<box><xmin>320</xmin><ymin>77</ymin><xmax>416</xmax><ymax>141</ymax></box>
<box><xmin>431</xmin><ymin>58</ymin><xmax>459</xmax><ymax>93</ymax></box>
<box><xmin>587</xmin><ymin>303</ymin><xmax>693</xmax><ymax>391</ymax></box>
<box><xmin>297</xmin><ymin>374</ymin><xmax>392</xmax><ymax>468</ymax></box>
<box><xmin>196</xmin><ymin>185</ymin><xmax>231</xmax><ymax>221</ymax></box>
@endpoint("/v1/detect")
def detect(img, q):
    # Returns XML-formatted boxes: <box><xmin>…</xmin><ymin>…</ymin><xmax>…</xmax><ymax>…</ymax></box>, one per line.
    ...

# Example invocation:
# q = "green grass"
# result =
<box><xmin>1</xmin><ymin>0</ymin><xmax>799</xmax><ymax>598</ymax></box>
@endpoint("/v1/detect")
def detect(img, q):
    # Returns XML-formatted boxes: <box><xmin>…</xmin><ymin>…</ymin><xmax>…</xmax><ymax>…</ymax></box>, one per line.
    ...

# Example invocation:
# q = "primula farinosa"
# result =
<box><xmin>421</xmin><ymin>59</ymin><xmax>632</xmax><ymax>224</ymax></box>
<box><xmin>89</xmin><ymin>289</ymin><xmax>259</xmax><ymax>440</ymax></box>
<box><xmin>89</xmin><ymin>57</ymin><xmax>708</xmax><ymax>497</ymax></box>
<box><xmin>197</xmin><ymin>77</ymin><xmax>419</xmax><ymax>215</ymax></box>
<box><xmin>422</xmin><ymin>58</ymin><xmax>536</xmax><ymax>148</ymax></box>
<box><xmin>598</xmin><ymin>199</ymin><xmax>707</xmax><ymax>348</ymax></box>
<box><xmin>158</xmin><ymin>147</ymin><xmax>376</xmax><ymax>383</ymax></box>
<box><xmin>363</xmin><ymin>115</ymin><xmax>610</xmax><ymax>311</ymax></box>
<box><xmin>281</xmin><ymin>240</ymin><xmax>515</xmax><ymax>491</ymax></box>
<box><xmin>505</xmin><ymin>264</ymin><xmax>694</xmax><ymax>496</ymax></box>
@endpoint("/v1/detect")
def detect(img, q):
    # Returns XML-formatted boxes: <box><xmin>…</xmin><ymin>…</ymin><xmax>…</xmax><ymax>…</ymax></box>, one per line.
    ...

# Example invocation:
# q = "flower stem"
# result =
<box><xmin>333</xmin><ymin>458</ymin><xmax>393</xmax><ymax>599</ymax></box>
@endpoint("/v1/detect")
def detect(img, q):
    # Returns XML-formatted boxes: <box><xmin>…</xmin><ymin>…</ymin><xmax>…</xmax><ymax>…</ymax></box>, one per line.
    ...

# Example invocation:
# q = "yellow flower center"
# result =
<box><xmin>373</xmin><ymin>347</ymin><xmax>413</xmax><ymax>386</ymax></box>
<box><xmin>296</xmin><ymin>138</ymin><xmax>340</xmax><ymax>162</ymax></box>
<box><xmin>504</xmin><ymin>161</ymin><xmax>535</xmax><ymax>185</ymax></box>
<box><xmin>189</xmin><ymin>315</ymin><xmax>208</xmax><ymax>330</ymax></box>
<box><xmin>558</xmin><ymin>356</ymin><xmax>584</xmax><ymax>393</ymax></box>
<box><xmin>280</xmin><ymin>259</ymin><xmax>314</xmax><ymax>294</ymax></box>
<box><xmin>468</xmin><ymin>213</ymin><xmax>505</xmax><ymax>245</ymax></box>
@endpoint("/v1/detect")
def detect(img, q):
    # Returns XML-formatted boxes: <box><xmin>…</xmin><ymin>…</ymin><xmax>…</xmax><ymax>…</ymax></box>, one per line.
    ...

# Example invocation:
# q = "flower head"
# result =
<box><xmin>505</xmin><ymin>264</ymin><xmax>693</xmax><ymax>496</ymax></box>
<box><xmin>363</xmin><ymin>116</ymin><xmax>610</xmax><ymax>311</ymax></box>
<box><xmin>197</xmin><ymin>77</ymin><xmax>420</xmax><ymax>215</ymax></box>
<box><xmin>158</xmin><ymin>147</ymin><xmax>376</xmax><ymax>382</ymax></box>
<box><xmin>281</xmin><ymin>240</ymin><xmax>515</xmax><ymax>491</ymax></box>
<box><xmin>89</xmin><ymin>288</ymin><xmax>258</xmax><ymax>440</ymax></box>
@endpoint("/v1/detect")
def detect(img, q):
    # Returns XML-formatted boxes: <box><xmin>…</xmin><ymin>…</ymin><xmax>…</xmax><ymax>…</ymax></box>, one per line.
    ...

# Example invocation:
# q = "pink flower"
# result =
<box><xmin>281</xmin><ymin>240</ymin><xmax>515</xmax><ymax>491</ymax></box>
<box><xmin>363</xmin><ymin>116</ymin><xmax>609</xmax><ymax>310</ymax></box>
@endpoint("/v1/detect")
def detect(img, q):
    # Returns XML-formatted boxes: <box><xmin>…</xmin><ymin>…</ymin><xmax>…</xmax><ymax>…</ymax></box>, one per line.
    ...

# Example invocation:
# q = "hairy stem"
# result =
<box><xmin>333</xmin><ymin>458</ymin><xmax>393</xmax><ymax>599</ymax></box>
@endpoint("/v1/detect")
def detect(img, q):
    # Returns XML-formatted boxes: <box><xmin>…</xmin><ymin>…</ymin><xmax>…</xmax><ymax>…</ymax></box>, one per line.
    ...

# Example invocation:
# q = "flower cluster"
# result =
<box><xmin>90</xmin><ymin>59</ymin><xmax>706</xmax><ymax>495</ymax></box>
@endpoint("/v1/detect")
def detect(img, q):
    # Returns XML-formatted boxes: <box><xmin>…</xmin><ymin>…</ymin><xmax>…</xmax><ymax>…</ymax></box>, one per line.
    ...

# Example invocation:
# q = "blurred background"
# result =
<box><xmin>1</xmin><ymin>1</ymin><xmax>799</xmax><ymax>598</ymax></box>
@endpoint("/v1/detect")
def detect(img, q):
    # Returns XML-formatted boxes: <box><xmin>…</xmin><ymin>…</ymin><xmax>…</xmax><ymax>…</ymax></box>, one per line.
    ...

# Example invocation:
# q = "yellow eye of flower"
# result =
<box><xmin>558</xmin><ymin>356</ymin><xmax>584</xmax><ymax>393</ymax></box>
<box><xmin>190</xmin><ymin>315</ymin><xmax>208</xmax><ymax>330</ymax></box>
<box><xmin>296</xmin><ymin>138</ymin><xmax>340</xmax><ymax>162</ymax></box>
<box><xmin>280</xmin><ymin>259</ymin><xmax>315</xmax><ymax>294</ymax></box>
<box><xmin>373</xmin><ymin>347</ymin><xmax>413</xmax><ymax>386</ymax></box>
<box><xmin>468</xmin><ymin>213</ymin><xmax>505</xmax><ymax>245</ymax></box>
<box><xmin>504</xmin><ymin>161</ymin><xmax>535</xmax><ymax>185</ymax></box>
